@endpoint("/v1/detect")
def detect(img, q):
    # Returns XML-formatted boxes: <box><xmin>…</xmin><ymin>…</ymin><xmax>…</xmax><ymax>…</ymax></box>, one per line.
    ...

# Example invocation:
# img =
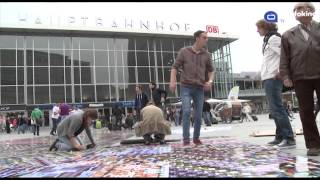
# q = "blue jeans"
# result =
<box><xmin>56</xmin><ymin>136</ymin><xmax>83</xmax><ymax>151</ymax></box>
<box><xmin>180</xmin><ymin>85</ymin><xmax>204</xmax><ymax>140</ymax></box>
<box><xmin>263</xmin><ymin>79</ymin><xmax>294</xmax><ymax>140</ymax></box>
<box><xmin>203</xmin><ymin>112</ymin><xmax>212</xmax><ymax>126</ymax></box>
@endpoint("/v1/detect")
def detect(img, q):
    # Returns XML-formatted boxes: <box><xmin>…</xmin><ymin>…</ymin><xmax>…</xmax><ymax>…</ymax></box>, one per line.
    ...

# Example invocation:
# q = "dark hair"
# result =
<box><xmin>194</xmin><ymin>30</ymin><xmax>206</xmax><ymax>41</ymax></box>
<box><xmin>150</xmin><ymin>81</ymin><xmax>156</xmax><ymax>87</ymax></box>
<box><xmin>256</xmin><ymin>19</ymin><xmax>278</xmax><ymax>32</ymax></box>
<box><xmin>85</xmin><ymin>109</ymin><xmax>98</xmax><ymax>120</ymax></box>
<box><xmin>136</xmin><ymin>85</ymin><xmax>142</xmax><ymax>90</ymax></box>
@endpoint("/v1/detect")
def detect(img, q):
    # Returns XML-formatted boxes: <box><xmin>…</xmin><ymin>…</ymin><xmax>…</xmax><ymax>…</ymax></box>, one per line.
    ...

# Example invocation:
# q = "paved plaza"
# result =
<box><xmin>0</xmin><ymin>113</ymin><xmax>320</xmax><ymax>177</ymax></box>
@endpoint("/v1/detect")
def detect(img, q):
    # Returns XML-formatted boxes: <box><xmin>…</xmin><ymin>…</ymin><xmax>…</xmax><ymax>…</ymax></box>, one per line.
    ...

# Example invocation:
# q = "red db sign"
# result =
<box><xmin>206</xmin><ymin>25</ymin><xmax>219</xmax><ymax>34</ymax></box>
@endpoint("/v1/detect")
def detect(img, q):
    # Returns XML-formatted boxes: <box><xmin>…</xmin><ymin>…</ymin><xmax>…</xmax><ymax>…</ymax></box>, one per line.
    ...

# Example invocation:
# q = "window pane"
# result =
<box><xmin>108</xmin><ymin>51</ymin><xmax>116</xmax><ymax>66</ymax></box>
<box><xmin>75</xmin><ymin>85</ymin><xmax>81</xmax><ymax>102</ymax></box>
<box><xmin>50</xmin><ymin>50</ymin><xmax>64</xmax><ymax>66</ymax></box>
<box><xmin>161</xmin><ymin>38</ymin><xmax>173</xmax><ymax>51</ymax></box>
<box><xmin>96</xmin><ymin>85</ymin><xmax>110</xmax><ymax>102</ymax></box>
<box><xmin>137</xmin><ymin>67</ymin><xmax>150</xmax><ymax>83</ymax></box>
<box><xmin>74</xmin><ymin>67</ymin><xmax>80</xmax><ymax>84</ymax></box>
<box><xmin>34</xmin><ymin>67</ymin><xmax>49</xmax><ymax>84</ymax></box>
<box><xmin>150</xmin><ymin>67</ymin><xmax>156</xmax><ymax>83</ymax></box>
<box><xmin>124</xmin><ymin>51</ymin><xmax>136</xmax><ymax>66</ymax></box>
<box><xmin>64</xmin><ymin>37</ymin><xmax>72</xmax><ymax>49</ymax></box>
<box><xmin>1</xmin><ymin>86</ymin><xmax>16</xmax><ymax>104</ymax></box>
<box><xmin>163</xmin><ymin>67</ymin><xmax>171</xmax><ymax>82</ymax></box>
<box><xmin>95</xmin><ymin>50</ymin><xmax>108</xmax><ymax>66</ymax></box>
<box><xmin>115</xmin><ymin>38</ymin><xmax>129</xmax><ymax>51</ymax></box>
<box><xmin>173</xmin><ymin>39</ymin><xmax>185</xmax><ymax>51</ymax></box>
<box><xmin>94</xmin><ymin>38</ymin><xmax>108</xmax><ymax>50</ymax></box>
<box><xmin>73</xmin><ymin>50</ymin><xmax>80</xmax><ymax>66</ymax></box>
<box><xmin>35</xmin><ymin>86</ymin><xmax>49</xmax><ymax>104</ymax></box>
<box><xmin>136</xmin><ymin>51</ymin><xmax>149</xmax><ymax>66</ymax></box>
<box><xmin>157</xmin><ymin>67</ymin><xmax>164</xmax><ymax>84</ymax></box>
<box><xmin>0</xmin><ymin>49</ymin><xmax>16</xmax><ymax>66</ymax></box>
<box><xmin>34</xmin><ymin>37</ymin><xmax>48</xmax><ymax>49</ymax></box>
<box><xmin>49</xmin><ymin>37</ymin><xmax>64</xmax><ymax>49</ymax></box>
<box><xmin>126</xmin><ymin>84</ymin><xmax>137</xmax><ymax>100</ymax></box>
<box><xmin>96</xmin><ymin>67</ymin><xmax>109</xmax><ymax>83</ymax></box>
<box><xmin>65</xmin><ymin>67</ymin><xmax>71</xmax><ymax>84</ymax></box>
<box><xmin>82</xmin><ymin>85</ymin><xmax>95</xmax><ymax>102</ymax></box>
<box><xmin>149</xmin><ymin>51</ymin><xmax>155</xmax><ymax>66</ymax></box>
<box><xmin>135</xmin><ymin>37</ymin><xmax>148</xmax><ymax>50</ymax></box>
<box><xmin>27</xmin><ymin>67</ymin><xmax>33</xmax><ymax>84</ymax></box>
<box><xmin>51</xmin><ymin>86</ymin><xmax>65</xmax><ymax>103</ymax></box>
<box><xmin>65</xmin><ymin>50</ymin><xmax>71</xmax><ymax>66</ymax></box>
<box><xmin>18</xmin><ymin>86</ymin><xmax>24</xmax><ymax>104</ymax></box>
<box><xmin>18</xmin><ymin>67</ymin><xmax>24</xmax><ymax>85</ymax></box>
<box><xmin>110</xmin><ymin>84</ymin><xmax>117</xmax><ymax>101</ymax></box>
<box><xmin>81</xmin><ymin>67</ymin><xmax>94</xmax><ymax>84</ymax></box>
<box><xmin>80</xmin><ymin>50</ymin><xmax>93</xmax><ymax>66</ymax></box>
<box><xmin>26</xmin><ymin>50</ymin><xmax>33</xmax><ymax>66</ymax></box>
<box><xmin>128</xmin><ymin>67</ymin><xmax>136</xmax><ymax>84</ymax></box>
<box><xmin>79</xmin><ymin>38</ymin><xmax>93</xmax><ymax>49</ymax></box>
<box><xmin>162</xmin><ymin>52</ymin><xmax>174</xmax><ymax>67</ymax></box>
<box><xmin>27</xmin><ymin>86</ymin><xmax>34</xmax><ymax>104</ymax></box>
<box><xmin>66</xmin><ymin>86</ymin><xmax>72</xmax><ymax>103</ymax></box>
<box><xmin>0</xmin><ymin>36</ymin><xmax>16</xmax><ymax>48</ymax></box>
<box><xmin>1</xmin><ymin>67</ymin><xmax>16</xmax><ymax>85</ymax></box>
<box><xmin>34</xmin><ymin>50</ymin><xmax>48</xmax><ymax>66</ymax></box>
<box><xmin>17</xmin><ymin>50</ymin><xmax>24</xmax><ymax>66</ymax></box>
<box><xmin>156</xmin><ymin>52</ymin><xmax>162</xmax><ymax>66</ymax></box>
<box><xmin>115</xmin><ymin>51</ymin><xmax>123</xmax><ymax>66</ymax></box>
<box><xmin>50</xmin><ymin>67</ymin><xmax>64</xmax><ymax>84</ymax></box>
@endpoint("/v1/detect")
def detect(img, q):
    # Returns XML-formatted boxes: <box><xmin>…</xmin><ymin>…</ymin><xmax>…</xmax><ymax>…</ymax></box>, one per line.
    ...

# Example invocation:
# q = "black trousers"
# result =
<box><xmin>33</xmin><ymin>125</ymin><xmax>40</xmax><ymax>136</ymax></box>
<box><xmin>294</xmin><ymin>79</ymin><xmax>320</xmax><ymax>149</ymax></box>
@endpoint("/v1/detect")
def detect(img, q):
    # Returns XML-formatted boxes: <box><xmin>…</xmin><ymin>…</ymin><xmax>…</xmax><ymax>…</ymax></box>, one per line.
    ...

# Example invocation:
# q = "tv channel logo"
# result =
<box><xmin>264</xmin><ymin>11</ymin><xmax>278</xmax><ymax>23</ymax></box>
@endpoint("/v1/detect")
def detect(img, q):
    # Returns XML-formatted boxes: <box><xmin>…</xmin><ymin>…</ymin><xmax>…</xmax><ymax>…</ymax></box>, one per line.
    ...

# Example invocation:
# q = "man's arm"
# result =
<box><xmin>204</xmin><ymin>71</ymin><xmax>214</xmax><ymax>91</ymax></box>
<box><xmin>85</xmin><ymin>127</ymin><xmax>95</xmax><ymax>146</ymax></box>
<box><xmin>279</xmin><ymin>34</ymin><xmax>293</xmax><ymax>87</ymax></box>
<box><xmin>169</xmin><ymin>69</ymin><xmax>177</xmax><ymax>92</ymax></box>
<box><xmin>170</xmin><ymin>49</ymin><xmax>184</xmax><ymax>92</ymax></box>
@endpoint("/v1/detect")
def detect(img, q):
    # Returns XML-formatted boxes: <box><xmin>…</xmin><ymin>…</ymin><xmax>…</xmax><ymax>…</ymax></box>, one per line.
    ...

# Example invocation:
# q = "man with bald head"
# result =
<box><xmin>280</xmin><ymin>2</ymin><xmax>320</xmax><ymax>156</ymax></box>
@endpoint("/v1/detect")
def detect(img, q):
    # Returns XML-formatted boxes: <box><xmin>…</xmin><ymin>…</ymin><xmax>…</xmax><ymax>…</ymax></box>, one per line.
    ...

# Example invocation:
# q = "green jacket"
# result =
<box><xmin>31</xmin><ymin>108</ymin><xmax>43</xmax><ymax>121</ymax></box>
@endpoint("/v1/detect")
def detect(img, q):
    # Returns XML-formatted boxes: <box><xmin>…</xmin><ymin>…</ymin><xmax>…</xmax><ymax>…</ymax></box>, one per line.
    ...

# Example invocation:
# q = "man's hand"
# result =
<box><xmin>169</xmin><ymin>81</ymin><xmax>176</xmax><ymax>93</ymax></box>
<box><xmin>283</xmin><ymin>78</ymin><xmax>293</xmax><ymax>87</ymax></box>
<box><xmin>204</xmin><ymin>81</ymin><xmax>212</xmax><ymax>91</ymax></box>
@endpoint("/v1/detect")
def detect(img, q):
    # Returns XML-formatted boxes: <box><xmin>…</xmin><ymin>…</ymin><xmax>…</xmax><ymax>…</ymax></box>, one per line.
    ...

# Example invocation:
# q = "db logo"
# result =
<box><xmin>206</xmin><ymin>25</ymin><xmax>219</xmax><ymax>34</ymax></box>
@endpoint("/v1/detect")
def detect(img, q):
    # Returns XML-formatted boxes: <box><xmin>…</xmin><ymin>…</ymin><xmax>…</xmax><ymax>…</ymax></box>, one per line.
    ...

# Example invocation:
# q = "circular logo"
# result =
<box><xmin>264</xmin><ymin>11</ymin><xmax>278</xmax><ymax>23</ymax></box>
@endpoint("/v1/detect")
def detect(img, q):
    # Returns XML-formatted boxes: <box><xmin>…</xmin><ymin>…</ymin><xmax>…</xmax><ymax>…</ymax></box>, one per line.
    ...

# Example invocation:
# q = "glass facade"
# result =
<box><xmin>0</xmin><ymin>33</ymin><xmax>234</xmax><ymax>105</ymax></box>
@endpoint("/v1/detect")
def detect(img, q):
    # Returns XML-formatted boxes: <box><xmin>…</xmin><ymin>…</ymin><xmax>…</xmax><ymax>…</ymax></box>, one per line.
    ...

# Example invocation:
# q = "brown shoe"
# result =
<box><xmin>193</xmin><ymin>138</ymin><xmax>203</xmax><ymax>145</ymax></box>
<box><xmin>307</xmin><ymin>148</ymin><xmax>320</xmax><ymax>156</ymax></box>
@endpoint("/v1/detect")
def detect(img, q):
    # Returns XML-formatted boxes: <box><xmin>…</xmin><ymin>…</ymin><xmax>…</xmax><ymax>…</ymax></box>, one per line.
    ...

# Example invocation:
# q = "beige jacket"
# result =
<box><xmin>135</xmin><ymin>105</ymin><xmax>171</xmax><ymax>137</ymax></box>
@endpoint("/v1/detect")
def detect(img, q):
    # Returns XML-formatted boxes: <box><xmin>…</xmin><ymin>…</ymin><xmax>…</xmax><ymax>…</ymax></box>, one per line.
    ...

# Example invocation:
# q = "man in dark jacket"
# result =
<box><xmin>279</xmin><ymin>2</ymin><xmax>320</xmax><ymax>156</ymax></box>
<box><xmin>149</xmin><ymin>81</ymin><xmax>167</xmax><ymax>107</ymax></box>
<box><xmin>134</xmin><ymin>85</ymin><xmax>149</xmax><ymax>122</ymax></box>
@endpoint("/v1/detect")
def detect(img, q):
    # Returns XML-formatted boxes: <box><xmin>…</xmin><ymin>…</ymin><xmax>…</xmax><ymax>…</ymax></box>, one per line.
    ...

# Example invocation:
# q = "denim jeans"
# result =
<box><xmin>180</xmin><ymin>85</ymin><xmax>204</xmax><ymax>140</ymax></box>
<box><xmin>56</xmin><ymin>136</ymin><xmax>83</xmax><ymax>151</ymax></box>
<box><xmin>203</xmin><ymin>112</ymin><xmax>212</xmax><ymax>126</ymax></box>
<box><xmin>263</xmin><ymin>79</ymin><xmax>294</xmax><ymax>140</ymax></box>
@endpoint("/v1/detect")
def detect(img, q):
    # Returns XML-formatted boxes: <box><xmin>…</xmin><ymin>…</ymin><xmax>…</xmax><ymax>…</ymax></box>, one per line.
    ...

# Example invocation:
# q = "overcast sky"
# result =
<box><xmin>0</xmin><ymin>2</ymin><xmax>319</xmax><ymax>73</ymax></box>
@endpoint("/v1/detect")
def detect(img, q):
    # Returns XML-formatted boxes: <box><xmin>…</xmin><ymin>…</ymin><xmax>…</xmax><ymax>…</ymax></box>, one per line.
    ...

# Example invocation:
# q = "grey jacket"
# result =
<box><xmin>172</xmin><ymin>46</ymin><xmax>214</xmax><ymax>87</ymax></box>
<box><xmin>57</xmin><ymin>111</ymin><xmax>94</xmax><ymax>144</ymax></box>
<box><xmin>280</xmin><ymin>20</ymin><xmax>320</xmax><ymax>81</ymax></box>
